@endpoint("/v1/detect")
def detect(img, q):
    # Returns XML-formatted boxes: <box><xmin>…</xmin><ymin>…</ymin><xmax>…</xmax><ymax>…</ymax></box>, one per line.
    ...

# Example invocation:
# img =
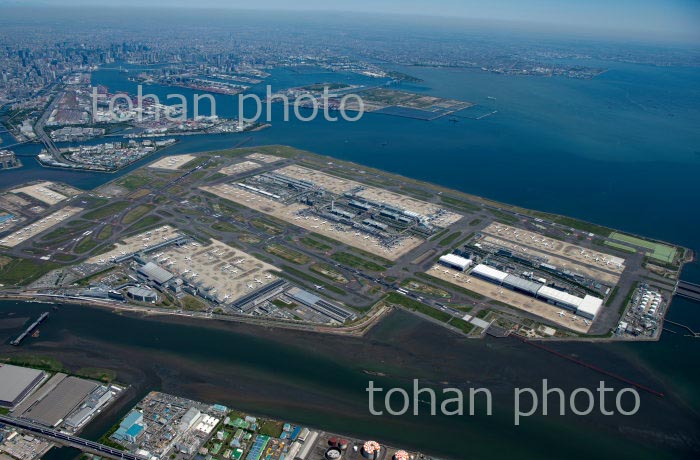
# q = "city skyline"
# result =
<box><xmin>0</xmin><ymin>0</ymin><xmax>698</xmax><ymax>42</ymax></box>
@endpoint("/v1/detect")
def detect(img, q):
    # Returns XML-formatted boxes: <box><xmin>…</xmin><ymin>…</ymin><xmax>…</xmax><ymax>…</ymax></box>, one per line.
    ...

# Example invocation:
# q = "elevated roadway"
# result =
<box><xmin>0</xmin><ymin>414</ymin><xmax>148</xmax><ymax>460</ymax></box>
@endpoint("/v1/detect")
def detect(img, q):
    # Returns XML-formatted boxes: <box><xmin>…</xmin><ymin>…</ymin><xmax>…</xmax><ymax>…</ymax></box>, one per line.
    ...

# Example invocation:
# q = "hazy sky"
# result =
<box><xmin>4</xmin><ymin>0</ymin><xmax>699</xmax><ymax>42</ymax></box>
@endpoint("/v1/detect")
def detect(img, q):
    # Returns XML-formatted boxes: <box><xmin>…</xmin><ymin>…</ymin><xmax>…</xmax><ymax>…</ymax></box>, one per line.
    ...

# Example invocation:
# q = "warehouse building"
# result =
<box><xmin>536</xmin><ymin>285</ymin><xmax>583</xmax><ymax>311</ymax></box>
<box><xmin>438</xmin><ymin>254</ymin><xmax>473</xmax><ymax>272</ymax></box>
<box><xmin>0</xmin><ymin>365</ymin><xmax>45</xmax><ymax>408</ymax></box>
<box><xmin>469</xmin><ymin>264</ymin><xmax>603</xmax><ymax>320</ymax></box>
<box><xmin>286</xmin><ymin>287</ymin><xmax>356</xmax><ymax>323</ymax></box>
<box><xmin>502</xmin><ymin>274</ymin><xmax>542</xmax><ymax>296</ymax></box>
<box><xmin>20</xmin><ymin>376</ymin><xmax>99</xmax><ymax>427</ymax></box>
<box><xmin>471</xmin><ymin>263</ymin><xmax>508</xmax><ymax>283</ymax></box>
<box><xmin>573</xmin><ymin>295</ymin><xmax>603</xmax><ymax>320</ymax></box>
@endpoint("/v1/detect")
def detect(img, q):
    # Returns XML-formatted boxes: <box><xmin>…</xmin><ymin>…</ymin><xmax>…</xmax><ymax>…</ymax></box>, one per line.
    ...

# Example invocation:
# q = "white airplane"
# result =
<box><xmin>235</xmin><ymin>258</ymin><xmax>245</xmax><ymax>264</ymax></box>
<box><xmin>247</xmin><ymin>283</ymin><xmax>254</xmax><ymax>289</ymax></box>
<box><xmin>254</xmin><ymin>278</ymin><xmax>263</xmax><ymax>284</ymax></box>
<box><xmin>571</xmin><ymin>316</ymin><xmax>578</xmax><ymax>322</ymax></box>
<box><xmin>191</xmin><ymin>273</ymin><xmax>199</xmax><ymax>278</ymax></box>
<box><xmin>185</xmin><ymin>256</ymin><xmax>192</xmax><ymax>261</ymax></box>
<box><xmin>182</xmin><ymin>269</ymin><xmax>190</xmax><ymax>274</ymax></box>
<box><xmin>223</xmin><ymin>294</ymin><xmax>231</xmax><ymax>301</ymax></box>
<box><xmin>558</xmin><ymin>311</ymin><xmax>565</xmax><ymax>317</ymax></box>
<box><xmin>98</xmin><ymin>258</ymin><xmax>105</xmax><ymax>264</ymax></box>
<box><xmin>265</xmin><ymin>274</ymin><xmax>273</xmax><ymax>280</ymax></box>
<box><xmin>583</xmin><ymin>319</ymin><xmax>591</xmax><ymax>326</ymax></box>
<box><xmin>315</xmin><ymin>285</ymin><xmax>324</xmax><ymax>290</ymax></box>
<box><xmin>364</xmin><ymin>235</ymin><xmax>370</xmax><ymax>240</ymax></box>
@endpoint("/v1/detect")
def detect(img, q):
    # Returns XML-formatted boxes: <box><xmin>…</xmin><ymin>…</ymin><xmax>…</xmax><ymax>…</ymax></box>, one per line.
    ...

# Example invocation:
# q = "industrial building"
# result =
<box><xmin>438</xmin><ymin>254</ymin><xmax>473</xmax><ymax>271</ymax></box>
<box><xmin>18</xmin><ymin>375</ymin><xmax>99</xmax><ymax>427</ymax></box>
<box><xmin>112</xmin><ymin>410</ymin><xmax>146</xmax><ymax>444</ymax></box>
<box><xmin>0</xmin><ymin>365</ymin><xmax>45</xmax><ymax>408</ymax></box>
<box><xmin>470</xmin><ymin>264</ymin><xmax>603</xmax><ymax>320</ymax></box>
<box><xmin>286</xmin><ymin>287</ymin><xmax>356</xmax><ymax>323</ymax></box>
<box><xmin>63</xmin><ymin>385</ymin><xmax>114</xmax><ymax>430</ymax></box>
<box><xmin>0</xmin><ymin>150</ymin><xmax>20</xmax><ymax>169</ymax></box>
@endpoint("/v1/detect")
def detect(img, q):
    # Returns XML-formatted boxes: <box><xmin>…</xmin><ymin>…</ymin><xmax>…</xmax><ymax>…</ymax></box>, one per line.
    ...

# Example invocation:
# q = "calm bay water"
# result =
<box><xmin>1</xmin><ymin>62</ymin><xmax>700</xmax><ymax>458</ymax></box>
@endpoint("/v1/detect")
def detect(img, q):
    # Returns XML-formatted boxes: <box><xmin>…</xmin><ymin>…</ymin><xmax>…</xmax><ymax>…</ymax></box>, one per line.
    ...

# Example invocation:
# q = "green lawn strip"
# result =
<box><xmin>416</xmin><ymin>272</ymin><xmax>484</xmax><ymax>300</ymax></box>
<box><xmin>279</xmin><ymin>265</ymin><xmax>347</xmax><ymax>295</ymax></box>
<box><xmin>331</xmin><ymin>252</ymin><xmax>386</xmax><ymax>272</ymax></box>
<box><xmin>384</xmin><ymin>292</ymin><xmax>452</xmax><ymax>323</ymax></box>
<box><xmin>438</xmin><ymin>231</ymin><xmax>462</xmax><ymax>247</ymax></box>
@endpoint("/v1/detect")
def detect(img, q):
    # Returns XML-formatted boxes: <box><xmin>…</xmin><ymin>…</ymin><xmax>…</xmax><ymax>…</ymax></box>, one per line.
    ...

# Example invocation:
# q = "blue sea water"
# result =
<box><xmin>5</xmin><ymin>62</ymin><xmax>699</xmax><ymax>251</ymax></box>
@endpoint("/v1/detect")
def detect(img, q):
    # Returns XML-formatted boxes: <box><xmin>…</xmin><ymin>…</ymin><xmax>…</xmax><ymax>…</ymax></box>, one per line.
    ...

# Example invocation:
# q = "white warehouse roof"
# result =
<box><xmin>537</xmin><ymin>285</ymin><xmax>583</xmax><ymax>310</ymax></box>
<box><xmin>439</xmin><ymin>254</ymin><xmax>473</xmax><ymax>271</ymax></box>
<box><xmin>471</xmin><ymin>264</ymin><xmax>508</xmax><ymax>282</ymax></box>
<box><xmin>0</xmin><ymin>365</ymin><xmax>44</xmax><ymax>407</ymax></box>
<box><xmin>577</xmin><ymin>295</ymin><xmax>603</xmax><ymax>319</ymax></box>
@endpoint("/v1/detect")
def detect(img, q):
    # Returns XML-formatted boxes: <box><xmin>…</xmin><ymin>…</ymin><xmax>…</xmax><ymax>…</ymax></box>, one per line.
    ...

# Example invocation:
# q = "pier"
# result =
<box><xmin>10</xmin><ymin>311</ymin><xmax>49</xmax><ymax>346</ymax></box>
<box><xmin>675</xmin><ymin>280</ymin><xmax>700</xmax><ymax>302</ymax></box>
<box><xmin>663</xmin><ymin>319</ymin><xmax>700</xmax><ymax>338</ymax></box>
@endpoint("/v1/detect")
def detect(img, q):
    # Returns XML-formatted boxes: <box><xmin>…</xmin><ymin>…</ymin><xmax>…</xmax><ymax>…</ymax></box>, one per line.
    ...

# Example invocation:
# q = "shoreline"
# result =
<box><xmin>0</xmin><ymin>291</ymin><xmax>675</xmax><ymax>343</ymax></box>
<box><xmin>0</xmin><ymin>292</ymin><xmax>391</xmax><ymax>338</ymax></box>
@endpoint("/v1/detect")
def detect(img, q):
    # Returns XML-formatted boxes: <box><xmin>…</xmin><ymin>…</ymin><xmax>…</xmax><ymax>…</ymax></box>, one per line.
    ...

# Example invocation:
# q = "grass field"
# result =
<box><xmin>279</xmin><ymin>265</ymin><xmax>347</xmax><ymax>296</ymax></box>
<box><xmin>75</xmin><ymin>237</ymin><xmax>100</xmax><ymax>254</ymax></box>
<box><xmin>300</xmin><ymin>237</ymin><xmax>332</xmax><ymax>252</ymax></box>
<box><xmin>83</xmin><ymin>201</ymin><xmax>130</xmax><ymax>220</ymax></box>
<box><xmin>125</xmin><ymin>215</ymin><xmax>162</xmax><ymax>232</ymax></box>
<box><xmin>604</xmin><ymin>241</ymin><xmax>637</xmax><ymax>254</ymax></box>
<box><xmin>384</xmin><ymin>292</ymin><xmax>452</xmax><ymax>323</ymax></box>
<box><xmin>265</xmin><ymin>244</ymin><xmax>310</xmax><ymax>265</ymax></box>
<box><xmin>332</xmin><ymin>252</ymin><xmax>386</xmax><ymax>272</ymax></box>
<box><xmin>0</xmin><ymin>257</ymin><xmax>60</xmax><ymax>285</ymax></box>
<box><xmin>609</xmin><ymin>232</ymin><xmax>676</xmax><ymax>263</ymax></box>
<box><xmin>439</xmin><ymin>231</ymin><xmax>462</xmax><ymax>247</ymax></box>
<box><xmin>115</xmin><ymin>174</ymin><xmax>152</xmax><ymax>191</ymax></box>
<box><xmin>122</xmin><ymin>205</ymin><xmax>153</xmax><ymax>225</ymax></box>
<box><xmin>96</xmin><ymin>225</ymin><xmax>113</xmax><ymax>240</ymax></box>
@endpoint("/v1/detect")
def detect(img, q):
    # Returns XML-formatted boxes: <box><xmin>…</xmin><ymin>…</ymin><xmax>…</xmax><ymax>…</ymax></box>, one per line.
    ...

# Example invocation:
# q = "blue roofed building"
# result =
<box><xmin>112</xmin><ymin>410</ymin><xmax>146</xmax><ymax>444</ymax></box>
